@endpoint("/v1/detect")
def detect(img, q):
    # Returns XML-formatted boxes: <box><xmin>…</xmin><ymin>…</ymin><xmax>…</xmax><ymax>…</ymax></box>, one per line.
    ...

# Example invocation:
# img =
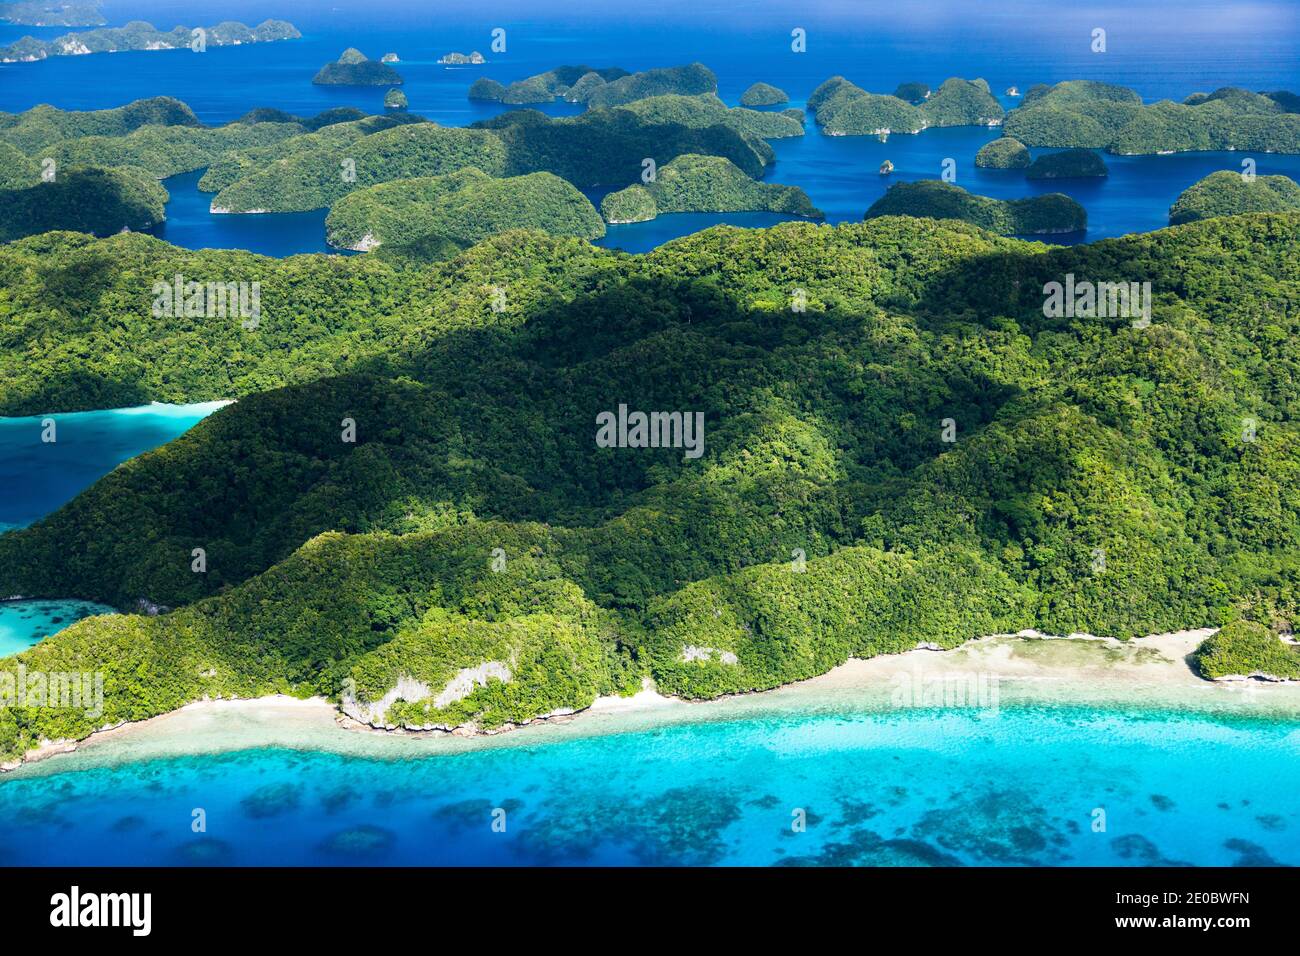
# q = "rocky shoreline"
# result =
<box><xmin>6</xmin><ymin>627</ymin><xmax>1300</xmax><ymax>778</ymax></box>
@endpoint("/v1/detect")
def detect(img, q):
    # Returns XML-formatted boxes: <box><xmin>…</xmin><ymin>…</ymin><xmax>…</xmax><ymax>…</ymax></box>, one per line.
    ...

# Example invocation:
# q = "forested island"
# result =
<box><xmin>1025</xmin><ymin>147</ymin><xmax>1108</xmax><ymax>179</ymax></box>
<box><xmin>809</xmin><ymin>75</ymin><xmax>1003</xmax><ymax>135</ymax></box>
<box><xmin>438</xmin><ymin>51</ymin><xmax>483</xmax><ymax>65</ymax></box>
<box><xmin>0</xmin><ymin>95</ymin><xmax>367</xmax><ymax>237</ymax></box>
<box><xmin>469</xmin><ymin>65</ymin><xmax>629</xmax><ymax>104</ymax></box>
<box><xmin>0</xmin><ymin>18</ymin><xmax>299</xmax><ymax>63</ymax></box>
<box><xmin>975</xmin><ymin>136</ymin><xmax>1031</xmax><ymax>168</ymax></box>
<box><xmin>202</xmin><ymin>105</ymin><xmax>774</xmax><ymax>213</ymax></box>
<box><xmin>740</xmin><ymin>82</ymin><xmax>788</xmax><ymax>107</ymax></box>
<box><xmin>0</xmin><ymin>89</ymin><xmax>798</xmax><ymax>251</ymax></box>
<box><xmin>1003</xmin><ymin>80</ymin><xmax>1300</xmax><ymax>154</ymax></box>
<box><xmin>598</xmin><ymin>153</ymin><xmax>821</xmax><ymax>222</ymax></box>
<box><xmin>469</xmin><ymin>63</ymin><xmax>716</xmax><ymax>107</ymax></box>
<box><xmin>864</xmin><ymin>180</ymin><xmax>1086</xmax><ymax>234</ymax></box>
<box><xmin>325</xmin><ymin>167</ymin><xmax>605</xmax><ymax>254</ymax></box>
<box><xmin>313</xmin><ymin>48</ymin><xmax>403</xmax><ymax>86</ymax></box>
<box><xmin>2</xmin><ymin>58</ymin><xmax>1300</xmax><ymax>763</ymax></box>
<box><xmin>1</xmin><ymin>208</ymin><xmax>1298</xmax><ymax>758</ymax></box>
<box><xmin>618</xmin><ymin>93</ymin><xmax>804</xmax><ymax>138</ymax></box>
<box><xmin>1168</xmin><ymin>170</ymin><xmax>1300</xmax><ymax>224</ymax></box>
<box><xmin>0</xmin><ymin>0</ymin><xmax>103</xmax><ymax>26</ymax></box>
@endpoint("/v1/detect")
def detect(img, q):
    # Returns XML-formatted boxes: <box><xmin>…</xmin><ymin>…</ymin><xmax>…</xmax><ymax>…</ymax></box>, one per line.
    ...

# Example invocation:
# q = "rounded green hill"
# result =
<box><xmin>1169</xmin><ymin>170</ymin><xmax>1300</xmax><ymax>224</ymax></box>
<box><xmin>740</xmin><ymin>82</ymin><xmax>789</xmax><ymax>107</ymax></box>
<box><xmin>975</xmin><ymin>136</ymin><xmax>1031</xmax><ymax>169</ymax></box>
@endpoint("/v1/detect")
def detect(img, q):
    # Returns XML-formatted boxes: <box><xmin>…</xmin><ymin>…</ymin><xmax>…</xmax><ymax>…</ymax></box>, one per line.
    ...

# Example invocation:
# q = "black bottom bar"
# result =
<box><xmin>0</xmin><ymin>866</ymin><xmax>1287</xmax><ymax>941</ymax></box>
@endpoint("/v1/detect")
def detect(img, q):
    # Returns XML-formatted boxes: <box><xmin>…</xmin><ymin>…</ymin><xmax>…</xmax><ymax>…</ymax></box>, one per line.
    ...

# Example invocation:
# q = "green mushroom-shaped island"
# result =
<box><xmin>864</xmin><ymin>180</ymin><xmax>1086</xmax><ymax>235</ymax></box>
<box><xmin>313</xmin><ymin>48</ymin><xmax>403</xmax><ymax>86</ymax></box>
<box><xmin>598</xmin><ymin>153</ymin><xmax>822</xmax><ymax>223</ymax></box>
<box><xmin>739</xmin><ymin>82</ymin><xmax>789</xmax><ymax>107</ymax></box>
<box><xmin>1169</xmin><ymin>169</ymin><xmax>1300</xmax><ymax>224</ymax></box>
<box><xmin>975</xmin><ymin>136</ymin><xmax>1032</xmax><ymax>168</ymax></box>
<box><xmin>1025</xmin><ymin>147</ymin><xmax>1107</xmax><ymax>179</ymax></box>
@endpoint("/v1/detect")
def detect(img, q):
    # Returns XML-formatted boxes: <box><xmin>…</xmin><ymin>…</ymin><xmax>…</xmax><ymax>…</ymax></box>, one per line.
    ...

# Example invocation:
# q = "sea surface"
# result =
<box><xmin>0</xmin><ymin>401</ymin><xmax>227</xmax><ymax>532</ymax></box>
<box><xmin>0</xmin><ymin>402</ymin><xmax>224</xmax><ymax>649</ymax></box>
<box><xmin>0</xmin><ymin>599</ymin><xmax>115</xmax><ymax>656</ymax></box>
<box><xmin>1</xmin><ymin>703</ymin><xmax>1297</xmax><ymax>866</ymax></box>
<box><xmin>1</xmin><ymin>0</ymin><xmax>1297</xmax><ymax>255</ymax></box>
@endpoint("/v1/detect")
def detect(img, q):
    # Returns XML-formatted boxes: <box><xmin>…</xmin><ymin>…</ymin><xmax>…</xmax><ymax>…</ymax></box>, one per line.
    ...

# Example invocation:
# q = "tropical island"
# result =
<box><xmin>0</xmin><ymin>0</ymin><xmax>104</xmax><ymax>25</ymax></box>
<box><xmin>598</xmin><ymin>153</ymin><xmax>822</xmax><ymax>222</ymax></box>
<box><xmin>618</xmin><ymin>93</ymin><xmax>805</xmax><ymax>138</ymax></box>
<box><xmin>469</xmin><ymin>65</ymin><xmax>630</xmax><ymax>104</ymax></box>
<box><xmin>864</xmin><ymin>180</ymin><xmax>1086</xmax><ymax>234</ymax></box>
<box><xmin>809</xmin><ymin>75</ymin><xmax>1002</xmax><ymax>135</ymax></box>
<box><xmin>739</xmin><ymin>82</ymin><xmax>788</xmax><ymax>107</ymax></box>
<box><xmin>0</xmin><ymin>18</ymin><xmax>299</xmax><ymax>63</ymax></box>
<box><xmin>313</xmin><ymin>48</ymin><xmax>404</xmax><ymax>86</ymax></box>
<box><xmin>468</xmin><ymin>63</ymin><xmax>716</xmax><ymax>107</ymax></box>
<box><xmin>975</xmin><ymin>136</ymin><xmax>1032</xmax><ymax>168</ymax></box>
<box><xmin>1003</xmin><ymin>80</ymin><xmax>1300</xmax><ymax>154</ymax></box>
<box><xmin>0</xmin><ymin>96</ymin><xmax>322</xmax><ymax>186</ymax></box>
<box><xmin>1168</xmin><ymin>169</ymin><xmax>1300</xmax><ymax>224</ymax></box>
<box><xmin>1025</xmin><ymin>147</ymin><xmax>1108</xmax><ymax>179</ymax></box>
<box><xmin>199</xmin><ymin>104</ymin><xmax>773</xmax><ymax>214</ymax></box>
<box><xmin>325</xmin><ymin>167</ymin><xmax>606</xmax><ymax>255</ymax></box>
<box><xmin>384</xmin><ymin>89</ymin><xmax>409</xmax><ymax>111</ymax></box>
<box><xmin>0</xmin><ymin>62</ymin><xmax>1298</xmax><ymax>770</ymax></box>
<box><xmin>584</xmin><ymin>62</ymin><xmax>718</xmax><ymax>107</ymax></box>
<box><xmin>0</xmin><ymin>205</ymin><xmax>1298</xmax><ymax>761</ymax></box>
<box><xmin>438</xmin><ymin>51</ymin><xmax>484</xmax><ymax>65</ymax></box>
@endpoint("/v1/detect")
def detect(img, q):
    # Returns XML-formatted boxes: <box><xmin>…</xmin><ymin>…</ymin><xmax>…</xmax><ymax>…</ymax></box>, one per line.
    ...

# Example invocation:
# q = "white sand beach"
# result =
<box><xmin>7</xmin><ymin>629</ymin><xmax>1300</xmax><ymax>779</ymax></box>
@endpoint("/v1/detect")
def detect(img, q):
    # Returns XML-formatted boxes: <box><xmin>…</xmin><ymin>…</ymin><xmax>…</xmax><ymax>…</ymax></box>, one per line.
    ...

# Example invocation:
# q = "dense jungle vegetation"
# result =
<box><xmin>1169</xmin><ymin>170</ymin><xmax>1300</xmax><ymax>224</ymax></box>
<box><xmin>864</xmin><ymin>181</ymin><xmax>1085</xmax><ymax>234</ymax></box>
<box><xmin>1</xmin><ymin>211</ymin><xmax>1299</xmax><ymax>758</ymax></box>
<box><xmin>1003</xmin><ymin>81</ymin><xmax>1300</xmax><ymax>154</ymax></box>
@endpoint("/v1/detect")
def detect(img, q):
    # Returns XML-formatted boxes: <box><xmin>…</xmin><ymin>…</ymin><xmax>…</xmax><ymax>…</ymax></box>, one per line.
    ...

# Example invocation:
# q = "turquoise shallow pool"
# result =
<box><xmin>1</xmin><ymin>704</ymin><xmax>1296</xmax><ymax>866</ymax></box>
<box><xmin>0</xmin><ymin>600</ymin><xmax>115</xmax><ymax>657</ymax></box>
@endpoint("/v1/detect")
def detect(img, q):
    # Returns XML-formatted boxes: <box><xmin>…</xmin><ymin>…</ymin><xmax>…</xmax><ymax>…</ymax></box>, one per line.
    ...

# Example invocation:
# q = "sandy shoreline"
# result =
<box><xmin>6</xmin><ymin>629</ymin><xmax>1300</xmax><ymax>779</ymax></box>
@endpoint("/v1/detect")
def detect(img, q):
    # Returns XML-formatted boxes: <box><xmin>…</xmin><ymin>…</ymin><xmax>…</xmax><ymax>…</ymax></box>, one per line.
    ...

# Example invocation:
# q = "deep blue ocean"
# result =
<box><xmin>2</xmin><ymin>0</ymin><xmax>1298</xmax><ymax>253</ymax></box>
<box><xmin>2</xmin><ymin>2</ymin><xmax>1299</xmax><ymax>867</ymax></box>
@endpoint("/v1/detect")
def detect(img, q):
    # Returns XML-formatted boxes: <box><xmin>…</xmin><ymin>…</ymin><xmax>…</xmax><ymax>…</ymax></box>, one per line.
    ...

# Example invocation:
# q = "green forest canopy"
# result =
<box><xmin>1003</xmin><ymin>80</ymin><xmax>1300</xmax><ymax>154</ymax></box>
<box><xmin>598</xmin><ymin>153</ymin><xmax>822</xmax><ymax>223</ymax></box>
<box><xmin>324</xmin><ymin>167</ymin><xmax>606</xmax><ymax>254</ymax></box>
<box><xmin>1168</xmin><ymin>170</ymin><xmax>1300</xmax><ymax>224</ymax></box>
<box><xmin>809</xmin><ymin>76</ymin><xmax>1003</xmax><ymax>135</ymax></box>
<box><xmin>1</xmin><ymin>211</ymin><xmax>1298</xmax><ymax>758</ymax></box>
<box><xmin>864</xmin><ymin>180</ymin><xmax>1085</xmax><ymax>235</ymax></box>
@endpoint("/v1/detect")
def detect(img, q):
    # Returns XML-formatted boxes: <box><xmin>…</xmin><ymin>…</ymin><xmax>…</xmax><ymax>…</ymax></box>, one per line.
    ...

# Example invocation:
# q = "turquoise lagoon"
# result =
<box><xmin>0</xmin><ymin>401</ymin><xmax>225</xmax><ymax>649</ymax></box>
<box><xmin>0</xmin><ymin>702</ymin><xmax>1296</xmax><ymax>866</ymax></box>
<box><xmin>0</xmin><ymin>599</ymin><xmax>115</xmax><ymax>656</ymax></box>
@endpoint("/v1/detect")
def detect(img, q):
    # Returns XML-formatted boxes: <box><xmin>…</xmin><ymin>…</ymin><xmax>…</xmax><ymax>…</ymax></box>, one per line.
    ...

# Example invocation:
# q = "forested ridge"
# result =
<box><xmin>1</xmin><ymin>211</ymin><xmax>1298</xmax><ymax>758</ymax></box>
